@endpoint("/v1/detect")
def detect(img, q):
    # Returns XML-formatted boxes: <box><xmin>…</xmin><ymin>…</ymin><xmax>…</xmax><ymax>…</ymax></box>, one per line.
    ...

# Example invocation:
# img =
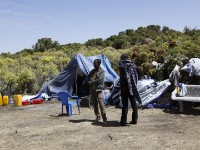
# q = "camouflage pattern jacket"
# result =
<box><xmin>118</xmin><ymin>60</ymin><xmax>142</xmax><ymax>104</ymax></box>
<box><xmin>88</xmin><ymin>67</ymin><xmax>105</xmax><ymax>92</ymax></box>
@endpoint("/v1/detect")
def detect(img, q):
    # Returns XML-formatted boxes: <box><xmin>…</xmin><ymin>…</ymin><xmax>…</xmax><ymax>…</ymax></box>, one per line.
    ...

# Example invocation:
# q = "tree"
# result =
<box><xmin>15</xmin><ymin>48</ymin><xmax>33</xmax><ymax>56</ymax></box>
<box><xmin>162</xmin><ymin>26</ymin><xmax>169</xmax><ymax>33</ymax></box>
<box><xmin>17</xmin><ymin>67</ymin><xmax>36</xmax><ymax>94</ymax></box>
<box><xmin>85</xmin><ymin>38</ymin><xmax>105</xmax><ymax>47</ymax></box>
<box><xmin>33</xmin><ymin>38</ymin><xmax>60</xmax><ymax>52</ymax></box>
<box><xmin>184</xmin><ymin>26</ymin><xmax>196</xmax><ymax>36</ymax></box>
<box><xmin>0</xmin><ymin>58</ymin><xmax>19</xmax><ymax>94</ymax></box>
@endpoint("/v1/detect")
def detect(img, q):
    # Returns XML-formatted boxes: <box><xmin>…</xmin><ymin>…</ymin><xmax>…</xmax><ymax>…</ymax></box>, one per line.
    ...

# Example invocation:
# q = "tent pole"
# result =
<box><xmin>75</xmin><ymin>67</ymin><xmax>78</xmax><ymax>96</ymax></box>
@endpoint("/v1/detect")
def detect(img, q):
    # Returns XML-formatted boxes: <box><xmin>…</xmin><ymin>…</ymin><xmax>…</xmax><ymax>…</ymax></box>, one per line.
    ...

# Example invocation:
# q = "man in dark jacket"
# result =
<box><xmin>119</xmin><ymin>53</ymin><xmax>142</xmax><ymax>126</ymax></box>
<box><xmin>88</xmin><ymin>59</ymin><xmax>107</xmax><ymax>124</ymax></box>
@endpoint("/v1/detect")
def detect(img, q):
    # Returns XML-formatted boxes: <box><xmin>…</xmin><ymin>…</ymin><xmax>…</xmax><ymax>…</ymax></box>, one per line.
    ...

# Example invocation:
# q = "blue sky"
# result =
<box><xmin>0</xmin><ymin>0</ymin><xmax>200</xmax><ymax>54</ymax></box>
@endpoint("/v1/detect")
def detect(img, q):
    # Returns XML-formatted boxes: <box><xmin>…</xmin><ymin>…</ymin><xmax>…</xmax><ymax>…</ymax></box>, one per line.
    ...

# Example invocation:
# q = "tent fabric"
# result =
<box><xmin>87</xmin><ymin>55</ymin><xmax>119</xmax><ymax>82</ymax></box>
<box><xmin>181</xmin><ymin>58</ymin><xmax>200</xmax><ymax>76</ymax></box>
<box><xmin>38</xmin><ymin>53</ymin><xmax>119</xmax><ymax>96</ymax></box>
<box><xmin>108</xmin><ymin>79</ymin><xmax>171</xmax><ymax>107</ymax></box>
<box><xmin>38</xmin><ymin>80</ymin><xmax>52</xmax><ymax>95</ymax></box>
<box><xmin>139</xmin><ymin>79</ymin><xmax>171</xmax><ymax>106</ymax></box>
<box><xmin>169</xmin><ymin>65</ymin><xmax>180</xmax><ymax>86</ymax></box>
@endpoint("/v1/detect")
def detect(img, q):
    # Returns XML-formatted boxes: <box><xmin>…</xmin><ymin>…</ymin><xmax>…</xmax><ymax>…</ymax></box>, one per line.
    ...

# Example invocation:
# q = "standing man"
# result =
<box><xmin>118</xmin><ymin>53</ymin><xmax>142</xmax><ymax>126</ymax></box>
<box><xmin>88</xmin><ymin>59</ymin><xmax>107</xmax><ymax>124</ymax></box>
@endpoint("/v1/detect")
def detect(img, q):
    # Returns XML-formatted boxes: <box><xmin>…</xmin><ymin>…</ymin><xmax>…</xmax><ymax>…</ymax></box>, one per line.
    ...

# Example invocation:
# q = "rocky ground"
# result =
<box><xmin>1</xmin><ymin>101</ymin><xmax>200</xmax><ymax>150</ymax></box>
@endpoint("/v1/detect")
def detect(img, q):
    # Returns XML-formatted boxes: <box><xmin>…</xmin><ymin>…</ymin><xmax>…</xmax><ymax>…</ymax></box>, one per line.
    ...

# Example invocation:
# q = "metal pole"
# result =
<box><xmin>75</xmin><ymin>67</ymin><xmax>78</xmax><ymax>95</ymax></box>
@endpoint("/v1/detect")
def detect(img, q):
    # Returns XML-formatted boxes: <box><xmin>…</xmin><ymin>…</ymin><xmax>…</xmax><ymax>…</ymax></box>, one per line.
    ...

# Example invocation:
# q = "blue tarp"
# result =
<box><xmin>38</xmin><ymin>53</ymin><xmax>119</xmax><ymax>96</ymax></box>
<box><xmin>109</xmin><ymin>79</ymin><xmax>172</xmax><ymax>108</ymax></box>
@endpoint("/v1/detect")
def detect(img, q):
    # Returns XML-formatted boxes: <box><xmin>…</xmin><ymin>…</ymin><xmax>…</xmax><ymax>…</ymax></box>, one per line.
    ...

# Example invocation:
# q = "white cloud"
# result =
<box><xmin>0</xmin><ymin>9</ymin><xmax>51</xmax><ymax>30</ymax></box>
<box><xmin>5</xmin><ymin>1</ymin><xmax>32</xmax><ymax>9</ymax></box>
<box><xmin>0</xmin><ymin>1</ymin><xmax>52</xmax><ymax>30</ymax></box>
<box><xmin>0</xmin><ymin>9</ymin><xmax>50</xmax><ymax>18</ymax></box>
<box><xmin>0</xmin><ymin>0</ymin><xmax>32</xmax><ymax>10</ymax></box>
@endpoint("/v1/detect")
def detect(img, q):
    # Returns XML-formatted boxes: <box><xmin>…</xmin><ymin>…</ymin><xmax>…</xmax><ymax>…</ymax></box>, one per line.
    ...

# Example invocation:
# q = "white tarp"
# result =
<box><xmin>181</xmin><ymin>58</ymin><xmax>200</xmax><ymax>76</ymax></box>
<box><xmin>169</xmin><ymin>65</ymin><xmax>180</xmax><ymax>86</ymax></box>
<box><xmin>138</xmin><ymin>79</ymin><xmax>171</xmax><ymax>106</ymax></box>
<box><xmin>22</xmin><ymin>95</ymin><xmax>37</xmax><ymax>102</ymax></box>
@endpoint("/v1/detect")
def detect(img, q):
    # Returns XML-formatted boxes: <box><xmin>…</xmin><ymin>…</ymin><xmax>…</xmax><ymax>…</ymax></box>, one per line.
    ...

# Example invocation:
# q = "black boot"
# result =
<box><xmin>120</xmin><ymin>117</ymin><xmax>127</xmax><ymax>126</ymax></box>
<box><xmin>131</xmin><ymin>111</ymin><xmax>138</xmax><ymax>124</ymax></box>
<box><xmin>120</xmin><ymin>107</ymin><xmax>128</xmax><ymax>126</ymax></box>
<box><xmin>101</xmin><ymin>113</ymin><xmax>107</xmax><ymax>125</ymax></box>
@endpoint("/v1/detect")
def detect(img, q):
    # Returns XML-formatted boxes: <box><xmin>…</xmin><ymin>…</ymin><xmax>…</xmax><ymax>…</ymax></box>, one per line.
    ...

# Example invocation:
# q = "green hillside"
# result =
<box><xmin>1</xmin><ymin>25</ymin><xmax>200</xmax><ymax>95</ymax></box>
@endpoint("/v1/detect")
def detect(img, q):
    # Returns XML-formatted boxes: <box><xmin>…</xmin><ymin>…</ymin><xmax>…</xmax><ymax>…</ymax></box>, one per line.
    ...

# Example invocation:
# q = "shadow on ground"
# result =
<box><xmin>163</xmin><ymin>108</ymin><xmax>200</xmax><ymax>116</ymax></box>
<box><xmin>49</xmin><ymin>113</ymin><xmax>70</xmax><ymax>117</ymax></box>
<box><xmin>69</xmin><ymin>119</ymin><xmax>124</xmax><ymax>127</ymax></box>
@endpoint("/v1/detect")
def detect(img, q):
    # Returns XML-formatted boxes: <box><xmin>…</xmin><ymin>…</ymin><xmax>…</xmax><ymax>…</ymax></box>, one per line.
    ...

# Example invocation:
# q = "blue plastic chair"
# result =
<box><xmin>57</xmin><ymin>92</ymin><xmax>80</xmax><ymax>117</ymax></box>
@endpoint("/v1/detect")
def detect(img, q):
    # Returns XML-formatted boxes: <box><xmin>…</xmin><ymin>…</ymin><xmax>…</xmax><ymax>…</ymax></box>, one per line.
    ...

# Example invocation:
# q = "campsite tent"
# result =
<box><xmin>38</xmin><ymin>53</ymin><xmax>119</xmax><ymax>97</ymax></box>
<box><xmin>181</xmin><ymin>58</ymin><xmax>200</xmax><ymax>76</ymax></box>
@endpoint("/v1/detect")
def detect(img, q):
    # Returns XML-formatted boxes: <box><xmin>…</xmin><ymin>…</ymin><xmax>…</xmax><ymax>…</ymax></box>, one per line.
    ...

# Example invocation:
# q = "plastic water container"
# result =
<box><xmin>31</xmin><ymin>98</ymin><xmax>44</xmax><ymax>104</ymax></box>
<box><xmin>3</xmin><ymin>96</ymin><xmax>9</xmax><ymax>105</ymax></box>
<box><xmin>22</xmin><ymin>100</ymin><xmax>30</xmax><ymax>106</ymax></box>
<box><xmin>14</xmin><ymin>95</ymin><xmax>22</xmax><ymax>106</ymax></box>
<box><xmin>0</xmin><ymin>95</ymin><xmax>2</xmax><ymax>106</ymax></box>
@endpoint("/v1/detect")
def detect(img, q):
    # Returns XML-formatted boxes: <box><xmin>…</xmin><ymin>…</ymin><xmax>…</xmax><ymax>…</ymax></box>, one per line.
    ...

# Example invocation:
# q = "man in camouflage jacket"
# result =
<box><xmin>119</xmin><ymin>53</ymin><xmax>142</xmax><ymax>126</ymax></box>
<box><xmin>88</xmin><ymin>59</ymin><xmax>107</xmax><ymax>124</ymax></box>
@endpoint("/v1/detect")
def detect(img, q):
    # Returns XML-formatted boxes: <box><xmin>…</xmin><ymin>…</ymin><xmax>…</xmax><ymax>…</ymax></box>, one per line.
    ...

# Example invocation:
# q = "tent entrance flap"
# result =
<box><xmin>73</xmin><ymin>74</ymin><xmax>89</xmax><ymax>97</ymax></box>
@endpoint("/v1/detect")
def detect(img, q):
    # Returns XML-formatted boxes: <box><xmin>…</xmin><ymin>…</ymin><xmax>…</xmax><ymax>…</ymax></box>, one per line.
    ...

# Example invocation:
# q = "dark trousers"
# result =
<box><xmin>120</xmin><ymin>94</ymin><xmax>138</xmax><ymax>125</ymax></box>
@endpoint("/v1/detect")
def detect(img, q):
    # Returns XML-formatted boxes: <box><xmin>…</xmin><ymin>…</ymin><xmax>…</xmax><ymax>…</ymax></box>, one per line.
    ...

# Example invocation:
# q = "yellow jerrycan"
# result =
<box><xmin>0</xmin><ymin>95</ymin><xmax>2</xmax><ymax>106</ymax></box>
<box><xmin>3</xmin><ymin>96</ymin><xmax>9</xmax><ymax>105</ymax></box>
<box><xmin>14</xmin><ymin>95</ymin><xmax>22</xmax><ymax>107</ymax></box>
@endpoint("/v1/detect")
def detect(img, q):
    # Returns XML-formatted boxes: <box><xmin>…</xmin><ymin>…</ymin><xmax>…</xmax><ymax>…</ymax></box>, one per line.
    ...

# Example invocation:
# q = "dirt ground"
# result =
<box><xmin>1</xmin><ymin>100</ymin><xmax>200</xmax><ymax>150</ymax></box>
